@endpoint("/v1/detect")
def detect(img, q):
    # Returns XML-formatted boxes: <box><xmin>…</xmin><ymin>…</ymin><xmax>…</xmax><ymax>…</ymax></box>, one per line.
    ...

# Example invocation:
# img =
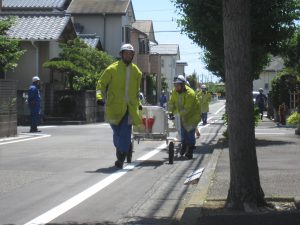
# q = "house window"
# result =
<box><xmin>265</xmin><ymin>83</ymin><xmax>269</xmax><ymax>89</ymax></box>
<box><xmin>139</xmin><ymin>38</ymin><xmax>148</xmax><ymax>54</ymax></box>
<box><xmin>125</xmin><ymin>26</ymin><xmax>131</xmax><ymax>43</ymax></box>
<box><xmin>122</xmin><ymin>26</ymin><xmax>131</xmax><ymax>43</ymax></box>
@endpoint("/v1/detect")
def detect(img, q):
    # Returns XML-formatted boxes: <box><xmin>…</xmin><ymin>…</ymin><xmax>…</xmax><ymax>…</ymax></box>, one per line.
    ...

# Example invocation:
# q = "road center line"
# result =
<box><xmin>23</xmin><ymin>143</ymin><xmax>167</xmax><ymax>225</ymax></box>
<box><xmin>214</xmin><ymin>105</ymin><xmax>226</xmax><ymax>115</ymax></box>
<box><xmin>0</xmin><ymin>134</ymin><xmax>51</xmax><ymax>145</ymax></box>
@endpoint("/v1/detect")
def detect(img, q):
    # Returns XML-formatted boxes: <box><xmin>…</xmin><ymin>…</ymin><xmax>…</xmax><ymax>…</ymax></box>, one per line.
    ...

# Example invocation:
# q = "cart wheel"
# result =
<box><xmin>169</xmin><ymin>142</ymin><xmax>174</xmax><ymax>164</ymax></box>
<box><xmin>127</xmin><ymin>141</ymin><xmax>134</xmax><ymax>163</ymax></box>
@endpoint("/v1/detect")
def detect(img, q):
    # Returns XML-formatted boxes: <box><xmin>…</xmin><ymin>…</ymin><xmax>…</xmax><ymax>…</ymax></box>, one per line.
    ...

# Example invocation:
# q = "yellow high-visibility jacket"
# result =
<box><xmin>197</xmin><ymin>91</ymin><xmax>211</xmax><ymax>113</ymax></box>
<box><xmin>96</xmin><ymin>60</ymin><xmax>142</xmax><ymax>125</ymax></box>
<box><xmin>168</xmin><ymin>85</ymin><xmax>201</xmax><ymax>131</ymax></box>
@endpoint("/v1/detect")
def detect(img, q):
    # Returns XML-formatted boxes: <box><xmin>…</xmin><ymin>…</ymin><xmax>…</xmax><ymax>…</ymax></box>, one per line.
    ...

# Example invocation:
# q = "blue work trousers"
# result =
<box><xmin>110</xmin><ymin>112</ymin><xmax>132</xmax><ymax>153</ymax></box>
<box><xmin>30</xmin><ymin>106</ymin><xmax>40</xmax><ymax>126</ymax></box>
<box><xmin>180</xmin><ymin>123</ymin><xmax>196</xmax><ymax>147</ymax></box>
<box><xmin>202</xmin><ymin>112</ymin><xmax>208</xmax><ymax>124</ymax></box>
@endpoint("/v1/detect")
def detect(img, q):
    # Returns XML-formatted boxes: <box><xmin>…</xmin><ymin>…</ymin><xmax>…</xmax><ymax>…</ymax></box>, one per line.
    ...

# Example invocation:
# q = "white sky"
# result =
<box><xmin>131</xmin><ymin>0</ymin><xmax>219</xmax><ymax>83</ymax></box>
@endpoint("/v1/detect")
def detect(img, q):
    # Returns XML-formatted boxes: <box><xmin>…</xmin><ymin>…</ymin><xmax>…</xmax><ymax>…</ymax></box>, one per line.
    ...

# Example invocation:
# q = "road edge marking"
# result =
<box><xmin>23</xmin><ymin>143</ymin><xmax>166</xmax><ymax>225</ymax></box>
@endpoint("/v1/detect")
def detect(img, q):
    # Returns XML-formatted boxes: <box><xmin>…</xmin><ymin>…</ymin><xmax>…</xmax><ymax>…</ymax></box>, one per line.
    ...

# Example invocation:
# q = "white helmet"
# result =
<box><xmin>173</xmin><ymin>75</ymin><xmax>186</xmax><ymax>84</ymax></box>
<box><xmin>120</xmin><ymin>43</ymin><xmax>134</xmax><ymax>52</ymax></box>
<box><xmin>32</xmin><ymin>76</ymin><xmax>40</xmax><ymax>82</ymax></box>
<box><xmin>201</xmin><ymin>84</ymin><xmax>206</xmax><ymax>89</ymax></box>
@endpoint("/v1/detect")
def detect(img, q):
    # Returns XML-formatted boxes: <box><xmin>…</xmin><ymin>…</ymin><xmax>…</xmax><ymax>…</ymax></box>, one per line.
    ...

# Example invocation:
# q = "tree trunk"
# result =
<box><xmin>223</xmin><ymin>0</ymin><xmax>266</xmax><ymax>211</ymax></box>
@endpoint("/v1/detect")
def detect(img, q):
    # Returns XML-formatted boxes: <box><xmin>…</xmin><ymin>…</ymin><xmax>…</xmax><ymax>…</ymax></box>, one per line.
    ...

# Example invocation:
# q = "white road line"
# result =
<box><xmin>255</xmin><ymin>133</ymin><xmax>289</xmax><ymax>135</ymax></box>
<box><xmin>0</xmin><ymin>134</ymin><xmax>51</xmax><ymax>145</ymax></box>
<box><xmin>38</xmin><ymin>126</ymin><xmax>57</xmax><ymax>129</ymax></box>
<box><xmin>214</xmin><ymin>105</ymin><xmax>226</xmax><ymax>115</ymax></box>
<box><xmin>23</xmin><ymin>143</ymin><xmax>166</xmax><ymax>225</ymax></box>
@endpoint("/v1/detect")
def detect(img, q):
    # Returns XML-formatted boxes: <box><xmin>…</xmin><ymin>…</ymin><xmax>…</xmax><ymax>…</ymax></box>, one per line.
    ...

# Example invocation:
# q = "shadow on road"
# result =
<box><xmin>46</xmin><ymin>216</ymin><xmax>179</xmax><ymax>224</ymax></box>
<box><xmin>85</xmin><ymin>166</ymin><xmax>118</xmax><ymax>174</ymax></box>
<box><xmin>255</xmin><ymin>139</ymin><xmax>295</xmax><ymax>147</ymax></box>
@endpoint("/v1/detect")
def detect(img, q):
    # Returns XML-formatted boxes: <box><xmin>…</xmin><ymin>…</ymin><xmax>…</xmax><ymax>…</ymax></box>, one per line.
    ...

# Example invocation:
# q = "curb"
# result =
<box><xmin>178</xmin><ymin>144</ymin><xmax>223</xmax><ymax>225</ymax></box>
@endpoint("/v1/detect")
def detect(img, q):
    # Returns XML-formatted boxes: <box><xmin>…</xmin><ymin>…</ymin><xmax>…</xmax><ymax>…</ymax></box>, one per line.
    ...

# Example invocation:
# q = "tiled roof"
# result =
<box><xmin>67</xmin><ymin>0</ymin><xmax>130</xmax><ymax>14</ymax></box>
<box><xmin>151</xmin><ymin>44</ymin><xmax>179</xmax><ymax>55</ymax></box>
<box><xmin>2</xmin><ymin>15</ymin><xmax>72</xmax><ymax>40</ymax></box>
<box><xmin>78</xmin><ymin>34</ymin><xmax>101</xmax><ymax>48</ymax></box>
<box><xmin>3</xmin><ymin>0</ymin><xmax>68</xmax><ymax>9</ymax></box>
<box><xmin>132</xmin><ymin>20</ymin><xmax>152</xmax><ymax>34</ymax></box>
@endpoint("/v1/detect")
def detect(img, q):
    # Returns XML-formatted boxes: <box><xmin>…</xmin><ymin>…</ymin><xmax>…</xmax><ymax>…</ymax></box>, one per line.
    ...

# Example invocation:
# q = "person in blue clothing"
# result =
<box><xmin>28</xmin><ymin>76</ymin><xmax>41</xmax><ymax>132</ymax></box>
<box><xmin>255</xmin><ymin>88</ymin><xmax>267</xmax><ymax>120</ymax></box>
<box><xmin>159</xmin><ymin>90</ymin><xmax>167</xmax><ymax>108</ymax></box>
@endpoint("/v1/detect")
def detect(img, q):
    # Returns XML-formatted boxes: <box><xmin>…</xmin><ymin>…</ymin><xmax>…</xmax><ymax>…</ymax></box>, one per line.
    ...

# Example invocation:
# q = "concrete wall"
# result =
<box><xmin>6</xmin><ymin>41</ymin><xmax>54</xmax><ymax>90</ymax></box>
<box><xmin>0</xmin><ymin>80</ymin><xmax>17</xmax><ymax>137</ymax></box>
<box><xmin>52</xmin><ymin>90</ymin><xmax>96</xmax><ymax>122</ymax></box>
<box><xmin>6</xmin><ymin>42</ymin><xmax>36</xmax><ymax>90</ymax></box>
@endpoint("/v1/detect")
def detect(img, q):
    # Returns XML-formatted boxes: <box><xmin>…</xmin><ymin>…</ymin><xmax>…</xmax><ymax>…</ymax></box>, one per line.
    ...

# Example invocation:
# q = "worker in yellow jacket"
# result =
<box><xmin>198</xmin><ymin>84</ymin><xmax>211</xmax><ymax>125</ymax></box>
<box><xmin>168</xmin><ymin>75</ymin><xmax>201</xmax><ymax>159</ymax></box>
<box><xmin>96</xmin><ymin>43</ymin><xmax>142</xmax><ymax>169</ymax></box>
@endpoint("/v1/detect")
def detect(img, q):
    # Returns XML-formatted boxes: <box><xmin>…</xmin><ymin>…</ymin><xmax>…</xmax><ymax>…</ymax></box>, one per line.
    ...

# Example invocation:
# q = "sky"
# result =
<box><xmin>131</xmin><ymin>0</ymin><xmax>219</xmax><ymax>83</ymax></box>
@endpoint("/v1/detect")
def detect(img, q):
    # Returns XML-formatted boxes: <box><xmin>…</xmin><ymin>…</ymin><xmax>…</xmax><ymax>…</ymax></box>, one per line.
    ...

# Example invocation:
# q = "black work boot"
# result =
<box><xmin>115</xmin><ymin>151</ymin><xmax>126</xmax><ymax>169</ymax></box>
<box><xmin>180</xmin><ymin>143</ymin><xmax>187</xmax><ymax>156</ymax></box>
<box><xmin>185</xmin><ymin>146</ymin><xmax>195</xmax><ymax>160</ymax></box>
<box><xmin>29</xmin><ymin>125</ymin><xmax>34</xmax><ymax>133</ymax></box>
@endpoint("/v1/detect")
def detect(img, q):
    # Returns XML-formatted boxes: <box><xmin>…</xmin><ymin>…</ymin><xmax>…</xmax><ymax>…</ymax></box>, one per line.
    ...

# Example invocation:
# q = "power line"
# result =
<box><xmin>152</xmin><ymin>30</ymin><xmax>181</xmax><ymax>33</ymax></box>
<box><xmin>135</xmin><ymin>9</ymin><xmax>174</xmax><ymax>12</ymax></box>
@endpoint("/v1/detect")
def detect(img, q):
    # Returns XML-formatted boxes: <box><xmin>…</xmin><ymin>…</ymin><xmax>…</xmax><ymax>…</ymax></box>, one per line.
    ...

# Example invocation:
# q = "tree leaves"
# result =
<box><xmin>43</xmin><ymin>38</ymin><xmax>115</xmax><ymax>90</ymax></box>
<box><xmin>172</xmin><ymin>0</ymin><xmax>300</xmax><ymax>81</ymax></box>
<box><xmin>0</xmin><ymin>17</ymin><xmax>25</xmax><ymax>75</ymax></box>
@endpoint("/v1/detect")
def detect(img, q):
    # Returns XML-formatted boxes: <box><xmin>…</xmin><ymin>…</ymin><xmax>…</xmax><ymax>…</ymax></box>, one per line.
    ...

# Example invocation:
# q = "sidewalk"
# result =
<box><xmin>179</xmin><ymin>119</ymin><xmax>300</xmax><ymax>225</ymax></box>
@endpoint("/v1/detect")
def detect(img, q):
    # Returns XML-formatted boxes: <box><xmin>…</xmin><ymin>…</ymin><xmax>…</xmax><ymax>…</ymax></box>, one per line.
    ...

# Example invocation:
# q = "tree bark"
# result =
<box><xmin>223</xmin><ymin>0</ymin><xmax>266</xmax><ymax>211</ymax></box>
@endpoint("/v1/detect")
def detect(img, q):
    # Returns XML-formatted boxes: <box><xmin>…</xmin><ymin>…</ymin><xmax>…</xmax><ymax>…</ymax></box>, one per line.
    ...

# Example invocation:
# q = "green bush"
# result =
<box><xmin>270</xmin><ymin>69</ymin><xmax>300</xmax><ymax>110</ymax></box>
<box><xmin>287</xmin><ymin>112</ymin><xmax>300</xmax><ymax>125</ymax></box>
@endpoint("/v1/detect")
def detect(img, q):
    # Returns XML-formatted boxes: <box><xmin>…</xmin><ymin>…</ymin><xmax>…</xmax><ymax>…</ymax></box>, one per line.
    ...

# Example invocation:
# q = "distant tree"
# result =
<box><xmin>282</xmin><ymin>28</ymin><xmax>300</xmax><ymax>73</ymax></box>
<box><xmin>0</xmin><ymin>17</ymin><xmax>25</xmax><ymax>79</ymax></box>
<box><xmin>186</xmin><ymin>71</ymin><xmax>197</xmax><ymax>90</ymax></box>
<box><xmin>270</xmin><ymin>69</ymin><xmax>300</xmax><ymax>111</ymax></box>
<box><xmin>43</xmin><ymin>38</ymin><xmax>115</xmax><ymax>90</ymax></box>
<box><xmin>173</xmin><ymin>0</ymin><xmax>300</xmax><ymax>81</ymax></box>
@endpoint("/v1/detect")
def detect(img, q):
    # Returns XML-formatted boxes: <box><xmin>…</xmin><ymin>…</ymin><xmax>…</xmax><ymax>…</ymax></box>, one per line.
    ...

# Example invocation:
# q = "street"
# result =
<box><xmin>0</xmin><ymin>100</ymin><xmax>226</xmax><ymax>225</ymax></box>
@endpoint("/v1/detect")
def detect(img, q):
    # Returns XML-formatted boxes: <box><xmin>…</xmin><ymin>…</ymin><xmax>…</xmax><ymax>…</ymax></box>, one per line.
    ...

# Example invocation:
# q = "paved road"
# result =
<box><xmin>0</xmin><ymin>100</ymin><xmax>226</xmax><ymax>225</ymax></box>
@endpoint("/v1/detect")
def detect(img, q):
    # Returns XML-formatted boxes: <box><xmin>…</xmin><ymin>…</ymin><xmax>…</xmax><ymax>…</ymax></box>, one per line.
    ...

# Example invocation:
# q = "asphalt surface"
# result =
<box><xmin>0</xmin><ymin>101</ymin><xmax>226</xmax><ymax>225</ymax></box>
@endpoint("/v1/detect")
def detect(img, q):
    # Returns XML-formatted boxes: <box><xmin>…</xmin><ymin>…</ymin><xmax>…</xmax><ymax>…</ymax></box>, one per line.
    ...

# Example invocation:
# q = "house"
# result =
<box><xmin>150</xmin><ymin>44</ymin><xmax>180</xmax><ymax>92</ymax></box>
<box><xmin>176</xmin><ymin>61</ymin><xmax>188</xmax><ymax>77</ymax></box>
<box><xmin>67</xmin><ymin>0</ymin><xmax>135</xmax><ymax>58</ymax></box>
<box><xmin>1</xmin><ymin>14</ymin><xmax>76</xmax><ymax>89</ymax></box>
<box><xmin>253</xmin><ymin>56</ymin><xmax>284</xmax><ymax>95</ymax></box>
<box><xmin>1</xmin><ymin>0</ymin><xmax>76</xmax><ymax>89</ymax></box>
<box><xmin>131</xmin><ymin>20</ymin><xmax>162</xmax><ymax>102</ymax></box>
